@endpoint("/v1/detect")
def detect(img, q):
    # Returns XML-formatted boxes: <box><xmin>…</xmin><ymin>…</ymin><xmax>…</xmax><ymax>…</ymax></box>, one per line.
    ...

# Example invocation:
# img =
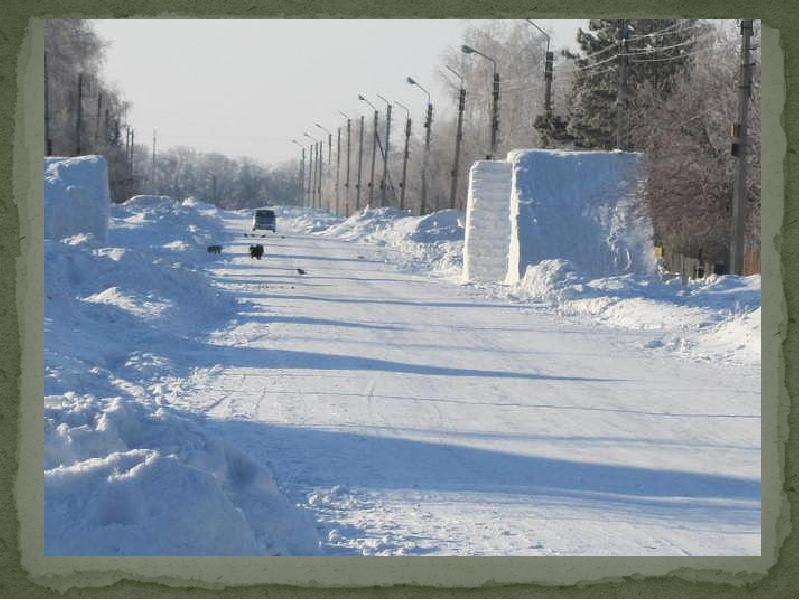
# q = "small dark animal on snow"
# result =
<box><xmin>249</xmin><ymin>244</ymin><xmax>265</xmax><ymax>260</ymax></box>
<box><xmin>296</xmin><ymin>268</ymin><xmax>307</xmax><ymax>275</ymax></box>
<box><xmin>207</xmin><ymin>244</ymin><xmax>223</xmax><ymax>254</ymax></box>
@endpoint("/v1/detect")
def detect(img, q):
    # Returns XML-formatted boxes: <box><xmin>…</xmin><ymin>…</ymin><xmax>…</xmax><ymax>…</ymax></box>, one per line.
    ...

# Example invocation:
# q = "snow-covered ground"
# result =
<box><xmin>45</xmin><ymin>189</ymin><xmax>761</xmax><ymax>556</ymax></box>
<box><xmin>276</xmin><ymin>205</ymin><xmax>761</xmax><ymax>367</ymax></box>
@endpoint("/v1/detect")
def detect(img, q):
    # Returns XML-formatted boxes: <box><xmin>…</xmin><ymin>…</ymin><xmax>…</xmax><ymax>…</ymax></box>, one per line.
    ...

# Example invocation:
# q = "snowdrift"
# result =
<box><xmin>44</xmin><ymin>156</ymin><xmax>111</xmax><ymax>242</ymax></box>
<box><xmin>275</xmin><ymin>205</ymin><xmax>465</xmax><ymax>278</ymax></box>
<box><xmin>506</xmin><ymin>149</ymin><xmax>655</xmax><ymax>285</ymax></box>
<box><xmin>45</xmin><ymin>395</ymin><xmax>319</xmax><ymax>555</ymax></box>
<box><xmin>45</xmin><ymin>191</ymin><xmax>320</xmax><ymax>555</ymax></box>
<box><xmin>462</xmin><ymin>161</ymin><xmax>513</xmax><ymax>283</ymax></box>
<box><xmin>510</xmin><ymin>259</ymin><xmax>761</xmax><ymax>364</ymax></box>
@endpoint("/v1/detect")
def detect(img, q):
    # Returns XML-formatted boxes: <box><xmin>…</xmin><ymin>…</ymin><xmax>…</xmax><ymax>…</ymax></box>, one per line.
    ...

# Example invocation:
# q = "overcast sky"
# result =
<box><xmin>92</xmin><ymin>19</ymin><xmax>588</xmax><ymax>165</ymax></box>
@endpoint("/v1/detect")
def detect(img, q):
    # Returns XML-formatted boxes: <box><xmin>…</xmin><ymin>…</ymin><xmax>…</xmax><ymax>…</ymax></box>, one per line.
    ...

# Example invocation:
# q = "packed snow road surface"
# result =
<box><xmin>177</xmin><ymin>211</ymin><xmax>760</xmax><ymax>556</ymax></box>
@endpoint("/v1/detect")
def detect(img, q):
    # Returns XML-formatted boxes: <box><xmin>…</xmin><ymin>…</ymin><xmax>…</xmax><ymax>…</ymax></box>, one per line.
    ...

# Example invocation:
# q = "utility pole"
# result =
<box><xmin>129</xmin><ymin>128</ymin><xmax>134</xmax><ymax>178</ymax></box>
<box><xmin>450</xmin><ymin>86</ymin><xmax>466</xmax><ymax>210</ymax></box>
<box><xmin>369</xmin><ymin>109</ymin><xmax>378</xmax><ymax>206</ymax></box>
<box><xmin>151</xmin><ymin>127</ymin><xmax>157</xmax><ymax>186</ymax></box>
<box><xmin>44</xmin><ymin>51</ymin><xmax>52</xmax><ymax>156</ymax></box>
<box><xmin>377</xmin><ymin>94</ymin><xmax>392</xmax><ymax>207</ymax></box>
<box><xmin>490</xmin><ymin>71</ymin><xmax>500</xmax><ymax>159</ymax></box>
<box><xmin>421</xmin><ymin>101</ymin><xmax>432</xmax><ymax>213</ymax></box>
<box><xmin>76</xmin><ymin>72</ymin><xmax>84</xmax><ymax>155</ymax></box>
<box><xmin>340</xmin><ymin>112</ymin><xmax>352</xmax><ymax>216</ymax></box>
<box><xmin>616</xmin><ymin>19</ymin><xmax>630</xmax><ymax>150</ymax></box>
<box><xmin>395</xmin><ymin>101</ymin><xmax>411</xmax><ymax>212</ymax></box>
<box><xmin>298</xmin><ymin>146</ymin><xmax>305</xmax><ymax>206</ymax></box>
<box><xmin>335</xmin><ymin>127</ymin><xmax>341</xmax><ymax>215</ymax></box>
<box><xmin>356</xmin><ymin>115</ymin><xmax>365</xmax><ymax>211</ymax></box>
<box><xmin>211</xmin><ymin>173</ymin><xmax>217</xmax><ymax>204</ymax></box>
<box><xmin>306</xmin><ymin>144</ymin><xmax>313</xmax><ymax>207</ymax></box>
<box><xmin>729</xmin><ymin>19</ymin><xmax>754</xmax><ymax>276</ymax></box>
<box><xmin>317</xmin><ymin>140</ymin><xmax>323</xmax><ymax>210</ymax></box>
<box><xmin>94</xmin><ymin>92</ymin><xmax>103</xmax><ymax>150</ymax></box>
<box><xmin>526</xmin><ymin>19</ymin><xmax>553</xmax><ymax>143</ymax></box>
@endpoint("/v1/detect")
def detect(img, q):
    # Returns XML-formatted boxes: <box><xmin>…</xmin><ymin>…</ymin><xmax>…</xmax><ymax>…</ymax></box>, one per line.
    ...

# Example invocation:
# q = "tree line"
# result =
<box><xmin>47</xmin><ymin>19</ymin><xmax>759</xmax><ymax>270</ymax></box>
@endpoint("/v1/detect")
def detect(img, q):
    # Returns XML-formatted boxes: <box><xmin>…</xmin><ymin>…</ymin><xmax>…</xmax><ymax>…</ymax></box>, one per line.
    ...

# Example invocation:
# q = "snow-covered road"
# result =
<box><xmin>177</xmin><ymin>212</ymin><xmax>760</xmax><ymax>556</ymax></box>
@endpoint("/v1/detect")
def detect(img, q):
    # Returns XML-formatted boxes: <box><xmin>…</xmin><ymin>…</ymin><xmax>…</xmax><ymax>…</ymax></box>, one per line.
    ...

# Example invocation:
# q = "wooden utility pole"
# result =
<box><xmin>151</xmin><ymin>128</ymin><xmax>157</xmax><ymax>184</ymax></box>
<box><xmin>380</xmin><ymin>103</ymin><xmax>392</xmax><ymax>207</ymax></box>
<box><xmin>729</xmin><ymin>19</ymin><xmax>754</xmax><ymax>276</ymax></box>
<box><xmin>44</xmin><ymin>51</ymin><xmax>52</xmax><ymax>156</ymax></box>
<box><xmin>615</xmin><ymin>19</ymin><xmax>630</xmax><ymax>150</ymax></box>
<box><xmin>449</xmin><ymin>86</ymin><xmax>466</xmax><ymax>210</ymax></box>
<box><xmin>335</xmin><ymin>127</ymin><xmax>341</xmax><ymax>215</ymax></box>
<box><xmin>489</xmin><ymin>72</ymin><xmax>500</xmax><ymax>159</ymax></box>
<box><xmin>94</xmin><ymin>92</ymin><xmax>103</xmax><ymax>149</ymax></box>
<box><xmin>76</xmin><ymin>73</ymin><xmax>84</xmax><ymax>155</ymax></box>
<box><xmin>421</xmin><ymin>102</ymin><xmax>433</xmax><ymax>214</ymax></box>
<box><xmin>306</xmin><ymin>144</ymin><xmax>313</xmax><ymax>207</ymax></box>
<box><xmin>317</xmin><ymin>140</ymin><xmax>323</xmax><ymax>210</ymax></box>
<box><xmin>368</xmin><ymin>109</ymin><xmax>378</xmax><ymax>206</ymax></box>
<box><xmin>326</xmin><ymin>133</ymin><xmax>332</xmax><ymax>211</ymax></box>
<box><xmin>397</xmin><ymin>104</ymin><xmax>411</xmax><ymax>212</ymax></box>
<box><xmin>299</xmin><ymin>147</ymin><xmax>305</xmax><ymax>206</ymax></box>
<box><xmin>344</xmin><ymin>118</ymin><xmax>351</xmax><ymax>215</ymax></box>
<box><xmin>356</xmin><ymin>115</ymin><xmax>365</xmax><ymax>211</ymax></box>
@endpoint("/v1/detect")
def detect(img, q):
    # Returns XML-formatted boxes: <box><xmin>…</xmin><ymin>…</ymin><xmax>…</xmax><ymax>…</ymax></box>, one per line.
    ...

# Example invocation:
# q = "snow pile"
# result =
<box><xmin>462</xmin><ymin>161</ymin><xmax>514</xmax><ymax>283</ymax></box>
<box><xmin>510</xmin><ymin>262</ymin><xmax>761</xmax><ymax>364</ymax></box>
<box><xmin>505</xmin><ymin>149</ymin><xmax>655</xmax><ymax>285</ymax></box>
<box><xmin>45</xmin><ymin>395</ymin><xmax>319</xmax><ymax>555</ymax></box>
<box><xmin>275</xmin><ymin>205</ymin><xmax>465</xmax><ymax>278</ymax></box>
<box><xmin>44</xmin><ymin>156</ymin><xmax>111</xmax><ymax>242</ymax></box>
<box><xmin>45</xmin><ymin>193</ymin><xmax>321</xmax><ymax>555</ymax></box>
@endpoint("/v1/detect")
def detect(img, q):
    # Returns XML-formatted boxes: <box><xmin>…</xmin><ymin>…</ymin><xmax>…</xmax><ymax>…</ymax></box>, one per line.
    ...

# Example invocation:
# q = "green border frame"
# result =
<box><xmin>1</xmin><ymin>2</ymin><xmax>796</xmax><ymax>597</ymax></box>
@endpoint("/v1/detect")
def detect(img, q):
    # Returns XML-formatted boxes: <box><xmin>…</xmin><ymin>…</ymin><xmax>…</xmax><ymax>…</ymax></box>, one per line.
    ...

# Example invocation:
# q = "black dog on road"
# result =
<box><xmin>249</xmin><ymin>244</ymin><xmax>265</xmax><ymax>260</ymax></box>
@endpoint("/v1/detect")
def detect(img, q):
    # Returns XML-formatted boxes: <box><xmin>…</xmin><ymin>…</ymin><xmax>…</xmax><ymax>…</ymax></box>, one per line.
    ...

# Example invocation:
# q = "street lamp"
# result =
<box><xmin>461</xmin><ymin>44</ymin><xmax>500</xmax><ymax>159</ymax></box>
<box><xmin>304</xmin><ymin>131</ymin><xmax>322</xmax><ymax>209</ymax></box>
<box><xmin>526</xmin><ymin>19</ymin><xmax>554</xmax><ymax>130</ymax></box>
<box><xmin>375</xmin><ymin>93</ymin><xmax>393</xmax><ymax>206</ymax></box>
<box><xmin>358</xmin><ymin>94</ymin><xmax>379</xmax><ymax>206</ymax></box>
<box><xmin>290</xmin><ymin>138</ymin><xmax>306</xmax><ymax>207</ymax></box>
<box><xmin>445</xmin><ymin>65</ymin><xmax>467</xmax><ymax>211</ymax></box>
<box><xmin>406</xmin><ymin>76</ymin><xmax>433</xmax><ymax>214</ymax></box>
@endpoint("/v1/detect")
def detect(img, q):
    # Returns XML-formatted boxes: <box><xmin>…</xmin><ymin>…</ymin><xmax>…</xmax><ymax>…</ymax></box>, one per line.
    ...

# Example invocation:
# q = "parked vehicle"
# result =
<box><xmin>252</xmin><ymin>209</ymin><xmax>276</xmax><ymax>233</ymax></box>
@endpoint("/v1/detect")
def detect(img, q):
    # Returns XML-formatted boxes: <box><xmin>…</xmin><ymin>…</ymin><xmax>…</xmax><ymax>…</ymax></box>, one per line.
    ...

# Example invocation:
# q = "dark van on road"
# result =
<box><xmin>252</xmin><ymin>209</ymin><xmax>276</xmax><ymax>232</ymax></box>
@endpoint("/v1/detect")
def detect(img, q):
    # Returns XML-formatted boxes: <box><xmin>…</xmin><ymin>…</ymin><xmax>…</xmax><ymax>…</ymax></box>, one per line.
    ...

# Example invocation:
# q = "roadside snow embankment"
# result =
<box><xmin>45</xmin><ymin>163</ymin><xmax>319</xmax><ymax>555</ymax></box>
<box><xmin>45</xmin><ymin>156</ymin><xmax>111</xmax><ymax>242</ymax></box>
<box><xmin>509</xmin><ymin>259</ymin><xmax>760</xmax><ymax>364</ymax></box>
<box><xmin>276</xmin><ymin>205</ymin><xmax>465</xmax><ymax>278</ymax></box>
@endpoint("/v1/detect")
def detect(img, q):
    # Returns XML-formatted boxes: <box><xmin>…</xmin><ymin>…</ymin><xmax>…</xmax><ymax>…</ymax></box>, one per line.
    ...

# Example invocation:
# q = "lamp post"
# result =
<box><xmin>376</xmin><ymin>93</ymin><xmax>393</xmax><ymax>207</ymax></box>
<box><xmin>303</xmin><ymin>131</ymin><xmax>320</xmax><ymax>209</ymax></box>
<box><xmin>445</xmin><ymin>65</ymin><xmax>466</xmax><ymax>210</ymax></box>
<box><xmin>461</xmin><ymin>44</ymin><xmax>499</xmax><ymax>159</ymax></box>
<box><xmin>394</xmin><ymin>100</ymin><xmax>411</xmax><ymax>212</ymax></box>
<box><xmin>315</xmin><ymin>122</ymin><xmax>333</xmax><ymax>211</ymax></box>
<box><xmin>406</xmin><ymin>76</ymin><xmax>432</xmax><ymax>214</ymax></box>
<box><xmin>338</xmin><ymin>110</ymin><xmax>352</xmax><ymax>216</ymax></box>
<box><xmin>526</xmin><ymin>19</ymin><xmax>554</xmax><ymax>144</ymax></box>
<box><xmin>291</xmin><ymin>138</ymin><xmax>305</xmax><ymax>207</ymax></box>
<box><xmin>358</xmin><ymin>94</ymin><xmax>379</xmax><ymax>207</ymax></box>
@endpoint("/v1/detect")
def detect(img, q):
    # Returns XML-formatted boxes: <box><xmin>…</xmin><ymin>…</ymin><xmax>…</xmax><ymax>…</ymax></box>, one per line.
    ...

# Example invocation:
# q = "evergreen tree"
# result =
<box><xmin>562</xmin><ymin>19</ymin><xmax>711</xmax><ymax>149</ymax></box>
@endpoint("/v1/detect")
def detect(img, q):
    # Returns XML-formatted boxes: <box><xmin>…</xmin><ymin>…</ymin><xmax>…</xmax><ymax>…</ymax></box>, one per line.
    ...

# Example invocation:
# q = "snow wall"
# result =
<box><xmin>505</xmin><ymin>149</ymin><xmax>655</xmax><ymax>285</ymax></box>
<box><xmin>461</xmin><ymin>160</ymin><xmax>513</xmax><ymax>283</ymax></box>
<box><xmin>44</xmin><ymin>156</ymin><xmax>110</xmax><ymax>242</ymax></box>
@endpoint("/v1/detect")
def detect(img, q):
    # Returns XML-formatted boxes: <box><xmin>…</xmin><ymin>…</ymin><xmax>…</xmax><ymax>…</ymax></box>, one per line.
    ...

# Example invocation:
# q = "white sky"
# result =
<box><xmin>92</xmin><ymin>19</ymin><xmax>587</xmax><ymax>165</ymax></box>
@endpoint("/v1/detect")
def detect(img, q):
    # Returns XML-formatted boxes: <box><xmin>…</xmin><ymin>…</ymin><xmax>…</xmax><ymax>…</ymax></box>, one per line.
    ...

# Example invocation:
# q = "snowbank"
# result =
<box><xmin>44</xmin><ymin>156</ymin><xmax>110</xmax><ymax>242</ymax></box>
<box><xmin>45</xmin><ymin>395</ymin><xmax>319</xmax><ymax>555</ymax></box>
<box><xmin>505</xmin><ymin>149</ymin><xmax>655</xmax><ymax>285</ymax></box>
<box><xmin>510</xmin><ymin>260</ymin><xmax>761</xmax><ymax>365</ymax></box>
<box><xmin>462</xmin><ymin>161</ymin><xmax>513</xmax><ymax>283</ymax></box>
<box><xmin>45</xmin><ymin>194</ymin><xmax>320</xmax><ymax>555</ymax></box>
<box><xmin>275</xmin><ymin>205</ymin><xmax>465</xmax><ymax>278</ymax></box>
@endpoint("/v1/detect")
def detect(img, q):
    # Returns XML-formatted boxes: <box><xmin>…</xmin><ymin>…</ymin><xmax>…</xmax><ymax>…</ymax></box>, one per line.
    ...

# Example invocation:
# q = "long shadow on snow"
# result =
<box><xmin>236</xmin><ymin>292</ymin><xmax>524</xmax><ymax>310</ymax></box>
<box><xmin>239</xmin><ymin>314</ymin><xmax>407</xmax><ymax>331</ymax></box>
<box><xmin>185</xmin><ymin>344</ymin><xmax>616</xmax><ymax>382</ymax></box>
<box><xmin>205</xmin><ymin>419</ymin><xmax>760</xmax><ymax>515</ymax></box>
